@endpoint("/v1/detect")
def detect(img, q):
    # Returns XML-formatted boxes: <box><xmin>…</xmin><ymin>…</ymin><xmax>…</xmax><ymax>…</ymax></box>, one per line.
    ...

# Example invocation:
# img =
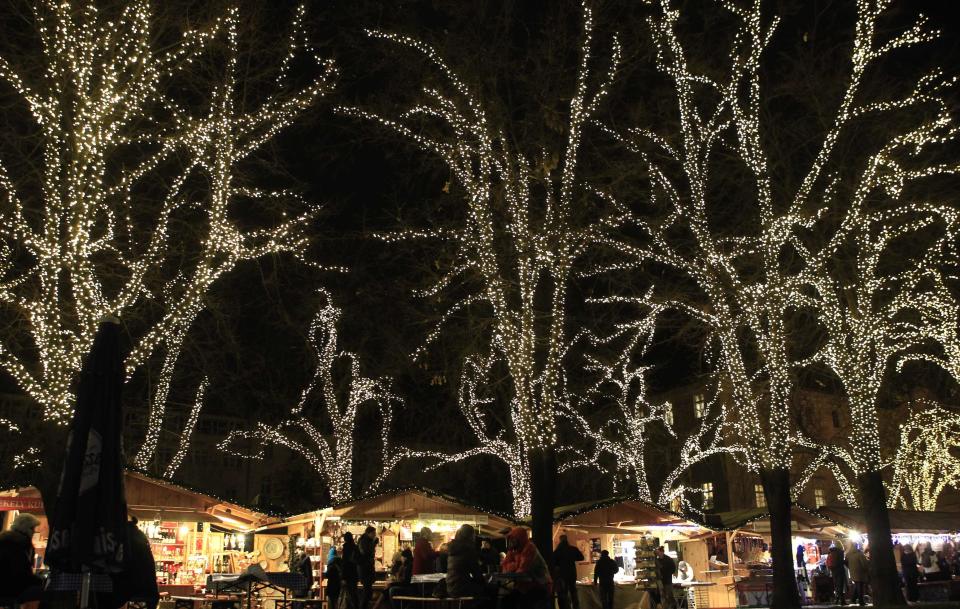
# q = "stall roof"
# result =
<box><xmin>3</xmin><ymin>468</ymin><xmax>273</xmax><ymax>532</ymax></box>
<box><xmin>554</xmin><ymin>496</ymin><xmax>716</xmax><ymax>532</ymax></box>
<box><xmin>704</xmin><ymin>505</ymin><xmax>835</xmax><ymax>533</ymax></box>
<box><xmin>818</xmin><ymin>506</ymin><xmax>960</xmax><ymax>534</ymax></box>
<box><xmin>279</xmin><ymin>487</ymin><xmax>520</xmax><ymax>535</ymax></box>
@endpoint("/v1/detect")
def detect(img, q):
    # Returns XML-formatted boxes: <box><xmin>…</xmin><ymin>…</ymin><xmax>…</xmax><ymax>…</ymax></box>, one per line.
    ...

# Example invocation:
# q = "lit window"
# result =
<box><xmin>670</xmin><ymin>496</ymin><xmax>682</xmax><ymax>513</ymax></box>
<box><xmin>814</xmin><ymin>488</ymin><xmax>826</xmax><ymax>508</ymax></box>
<box><xmin>755</xmin><ymin>484</ymin><xmax>767</xmax><ymax>508</ymax></box>
<box><xmin>664</xmin><ymin>403</ymin><xmax>674</xmax><ymax>426</ymax></box>
<box><xmin>694</xmin><ymin>394</ymin><xmax>706</xmax><ymax>419</ymax></box>
<box><xmin>702</xmin><ymin>482</ymin><xmax>715</xmax><ymax>510</ymax></box>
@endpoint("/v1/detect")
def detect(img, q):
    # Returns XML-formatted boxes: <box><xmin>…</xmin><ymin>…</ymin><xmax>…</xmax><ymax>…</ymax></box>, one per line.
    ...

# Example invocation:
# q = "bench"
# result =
<box><xmin>273</xmin><ymin>599</ymin><xmax>325</xmax><ymax>609</ymax></box>
<box><xmin>391</xmin><ymin>596</ymin><xmax>475</xmax><ymax>609</ymax></box>
<box><xmin>171</xmin><ymin>596</ymin><xmax>240</xmax><ymax>609</ymax></box>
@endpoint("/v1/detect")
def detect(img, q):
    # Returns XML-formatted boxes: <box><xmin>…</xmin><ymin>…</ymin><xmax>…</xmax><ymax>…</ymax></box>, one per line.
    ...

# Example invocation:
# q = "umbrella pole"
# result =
<box><xmin>80</xmin><ymin>572</ymin><xmax>92</xmax><ymax>609</ymax></box>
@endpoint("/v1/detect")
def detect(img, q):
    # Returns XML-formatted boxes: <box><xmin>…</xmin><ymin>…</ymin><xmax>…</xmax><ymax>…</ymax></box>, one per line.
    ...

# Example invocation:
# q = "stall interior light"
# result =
<box><xmin>179</xmin><ymin>525</ymin><xmax>190</xmax><ymax>537</ymax></box>
<box><xmin>848</xmin><ymin>530</ymin><xmax>863</xmax><ymax>544</ymax></box>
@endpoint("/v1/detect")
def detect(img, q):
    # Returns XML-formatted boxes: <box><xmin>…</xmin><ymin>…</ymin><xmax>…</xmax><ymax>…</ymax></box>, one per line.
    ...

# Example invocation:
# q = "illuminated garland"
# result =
<box><xmin>593</xmin><ymin>0</ymin><xmax>959</xmax><ymax>483</ymax></box>
<box><xmin>560</xmin><ymin>309</ymin><xmax>746</xmax><ymax>515</ymax></box>
<box><xmin>163</xmin><ymin>377</ymin><xmax>208</xmax><ymax>480</ymax></box>
<box><xmin>219</xmin><ymin>289</ymin><xmax>402</xmax><ymax>504</ymax></box>
<box><xmin>335</xmin><ymin>0</ymin><xmax>622</xmax><ymax>517</ymax></box>
<box><xmin>888</xmin><ymin>402</ymin><xmax>960</xmax><ymax>511</ymax></box>
<box><xmin>0</xmin><ymin>1</ymin><xmax>335</xmax><ymax>470</ymax></box>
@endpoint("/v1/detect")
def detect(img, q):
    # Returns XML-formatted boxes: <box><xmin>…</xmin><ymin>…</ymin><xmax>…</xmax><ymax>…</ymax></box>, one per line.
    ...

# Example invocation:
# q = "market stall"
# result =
<box><xmin>1</xmin><ymin>468</ymin><xmax>274</xmax><ymax>597</ymax></box>
<box><xmin>817</xmin><ymin>506</ymin><xmax>960</xmax><ymax>602</ymax></box>
<box><xmin>274</xmin><ymin>486</ymin><xmax>519</xmax><ymax>599</ymax></box>
<box><xmin>554</xmin><ymin>497</ymin><xmax>720</xmax><ymax>609</ymax></box>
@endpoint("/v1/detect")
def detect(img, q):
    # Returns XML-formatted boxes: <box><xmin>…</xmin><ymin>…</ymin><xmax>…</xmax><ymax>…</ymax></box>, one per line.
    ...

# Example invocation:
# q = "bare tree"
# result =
<box><xmin>0</xmin><ymin>0</ymin><xmax>334</xmax><ymax>491</ymax></box>
<box><xmin>596</xmin><ymin>1</ymin><xmax>956</xmax><ymax>605</ymax></box>
<box><xmin>219</xmin><ymin>289</ymin><xmax>403</xmax><ymax>503</ymax></box>
<box><xmin>335</xmin><ymin>0</ymin><xmax>624</xmax><ymax>552</ymax></box>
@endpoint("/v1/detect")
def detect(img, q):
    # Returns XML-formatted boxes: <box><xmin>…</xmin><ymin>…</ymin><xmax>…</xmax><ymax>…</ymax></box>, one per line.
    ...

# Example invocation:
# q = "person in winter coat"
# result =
<box><xmin>324</xmin><ymin>548</ymin><xmax>343</xmax><ymax>609</ymax></box>
<box><xmin>446</xmin><ymin>524</ymin><xmax>485</xmax><ymax>598</ymax></box>
<box><xmin>827</xmin><ymin>543</ymin><xmax>847</xmax><ymax>605</ymax></box>
<box><xmin>479</xmin><ymin>539</ymin><xmax>501</xmax><ymax>574</ymax></box>
<box><xmin>593</xmin><ymin>550</ymin><xmax>619</xmax><ymax>609</ymax></box>
<box><xmin>846</xmin><ymin>544</ymin><xmax>870</xmax><ymax>606</ymax></box>
<box><xmin>358</xmin><ymin>526</ymin><xmax>379</xmax><ymax>609</ymax></box>
<box><xmin>501</xmin><ymin>527</ymin><xmax>552</xmax><ymax>608</ymax></box>
<box><xmin>376</xmin><ymin>548</ymin><xmax>413</xmax><ymax>609</ymax></box>
<box><xmin>341</xmin><ymin>532</ymin><xmax>361</xmax><ymax>609</ymax></box>
<box><xmin>553</xmin><ymin>535</ymin><xmax>585</xmax><ymax>609</ymax></box>
<box><xmin>656</xmin><ymin>546</ymin><xmax>678</xmax><ymax>609</ymax></box>
<box><xmin>900</xmin><ymin>544</ymin><xmax>920</xmax><ymax>602</ymax></box>
<box><xmin>0</xmin><ymin>513</ymin><xmax>43</xmax><ymax>600</ymax></box>
<box><xmin>412</xmin><ymin>528</ymin><xmax>437</xmax><ymax>575</ymax></box>
<box><xmin>112</xmin><ymin>517</ymin><xmax>159</xmax><ymax>609</ymax></box>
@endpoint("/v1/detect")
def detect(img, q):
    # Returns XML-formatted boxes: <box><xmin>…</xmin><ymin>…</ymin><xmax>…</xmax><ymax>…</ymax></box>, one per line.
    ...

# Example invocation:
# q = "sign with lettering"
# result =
<box><xmin>0</xmin><ymin>496</ymin><xmax>44</xmax><ymax>512</ymax></box>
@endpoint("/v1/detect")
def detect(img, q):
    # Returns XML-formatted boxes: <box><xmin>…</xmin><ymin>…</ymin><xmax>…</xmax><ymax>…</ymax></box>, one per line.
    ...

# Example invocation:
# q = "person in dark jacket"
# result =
<box><xmin>357</xmin><ymin>527</ymin><xmax>378</xmax><ymax>609</ymax></box>
<box><xmin>828</xmin><ymin>543</ymin><xmax>847</xmax><ymax>605</ymax></box>
<box><xmin>446</xmin><ymin>524</ymin><xmax>484</xmax><ymax>598</ymax></box>
<box><xmin>112</xmin><ymin>517</ymin><xmax>159</xmax><ymax>609</ymax></box>
<box><xmin>341</xmin><ymin>532</ymin><xmax>361</xmax><ymax>609</ymax></box>
<box><xmin>656</xmin><ymin>547</ymin><xmax>677</xmax><ymax>609</ymax></box>
<box><xmin>0</xmin><ymin>513</ymin><xmax>43</xmax><ymax>600</ymax></box>
<box><xmin>553</xmin><ymin>535</ymin><xmax>585</xmax><ymax>609</ymax></box>
<box><xmin>479</xmin><ymin>539</ymin><xmax>500</xmax><ymax>574</ymax></box>
<box><xmin>900</xmin><ymin>544</ymin><xmax>920</xmax><ymax>601</ymax></box>
<box><xmin>324</xmin><ymin>548</ymin><xmax>343</xmax><ymax>609</ymax></box>
<box><xmin>593</xmin><ymin>550</ymin><xmax>619</xmax><ymax>609</ymax></box>
<box><xmin>291</xmin><ymin>549</ymin><xmax>314</xmax><ymax>608</ymax></box>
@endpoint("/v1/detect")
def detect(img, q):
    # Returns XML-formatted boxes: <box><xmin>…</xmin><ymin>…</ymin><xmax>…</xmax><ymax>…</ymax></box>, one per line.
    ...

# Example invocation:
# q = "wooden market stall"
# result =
<box><xmin>554</xmin><ymin>497</ymin><xmax>721</xmax><ymax>609</ymax></box>
<box><xmin>0</xmin><ymin>468</ymin><xmax>274</xmax><ymax>597</ymax></box>
<box><xmin>272</xmin><ymin>486</ymin><xmax>519</xmax><ymax>599</ymax></box>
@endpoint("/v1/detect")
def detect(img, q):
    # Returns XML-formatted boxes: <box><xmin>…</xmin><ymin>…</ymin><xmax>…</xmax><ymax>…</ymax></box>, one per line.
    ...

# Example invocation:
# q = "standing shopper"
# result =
<box><xmin>358</xmin><ymin>527</ymin><xmax>379</xmax><ymax>609</ymax></box>
<box><xmin>656</xmin><ymin>547</ymin><xmax>678</xmax><ymax>609</ymax></box>
<box><xmin>0</xmin><ymin>513</ymin><xmax>43</xmax><ymax>601</ymax></box>
<box><xmin>341</xmin><ymin>532</ymin><xmax>361</xmax><ymax>609</ymax></box>
<box><xmin>593</xmin><ymin>550</ymin><xmax>618</xmax><ymax>609</ymax></box>
<box><xmin>412</xmin><ymin>528</ymin><xmax>437</xmax><ymax>575</ymax></box>
<box><xmin>900</xmin><ymin>544</ymin><xmax>920</xmax><ymax>602</ymax></box>
<box><xmin>828</xmin><ymin>543</ymin><xmax>847</xmax><ymax>605</ymax></box>
<box><xmin>554</xmin><ymin>535</ymin><xmax>585</xmax><ymax>609</ymax></box>
<box><xmin>846</xmin><ymin>544</ymin><xmax>870</xmax><ymax>606</ymax></box>
<box><xmin>446</xmin><ymin>525</ymin><xmax>485</xmax><ymax>598</ymax></box>
<box><xmin>324</xmin><ymin>548</ymin><xmax>343</xmax><ymax>609</ymax></box>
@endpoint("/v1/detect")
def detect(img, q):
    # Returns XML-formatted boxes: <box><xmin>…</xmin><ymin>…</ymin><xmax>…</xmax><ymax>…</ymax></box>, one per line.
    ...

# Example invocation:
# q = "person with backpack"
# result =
<box><xmin>324</xmin><ymin>547</ymin><xmax>343</xmax><ymax>609</ymax></box>
<box><xmin>827</xmin><ymin>543</ymin><xmax>847</xmax><ymax>605</ymax></box>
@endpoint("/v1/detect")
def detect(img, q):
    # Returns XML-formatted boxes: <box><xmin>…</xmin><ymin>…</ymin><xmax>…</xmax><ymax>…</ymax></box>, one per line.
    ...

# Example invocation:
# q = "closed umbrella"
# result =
<box><xmin>45</xmin><ymin>319</ymin><xmax>128</xmax><ymax>604</ymax></box>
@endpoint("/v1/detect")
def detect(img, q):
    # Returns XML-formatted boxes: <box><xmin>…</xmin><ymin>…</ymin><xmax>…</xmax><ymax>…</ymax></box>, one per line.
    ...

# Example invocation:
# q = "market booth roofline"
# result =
<box><xmin>275</xmin><ymin>486</ymin><xmax>520</xmax><ymax>535</ymax></box>
<box><xmin>553</xmin><ymin>495</ymin><xmax>717</xmax><ymax>531</ymax></box>
<box><xmin>818</xmin><ymin>506</ymin><xmax>960</xmax><ymax>535</ymax></box>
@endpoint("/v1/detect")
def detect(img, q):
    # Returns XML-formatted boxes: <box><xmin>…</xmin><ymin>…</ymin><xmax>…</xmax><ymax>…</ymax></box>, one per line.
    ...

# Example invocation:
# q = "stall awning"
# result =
<box><xmin>279</xmin><ymin>487</ymin><xmax>519</xmax><ymax>536</ymax></box>
<box><xmin>818</xmin><ymin>506</ymin><xmax>960</xmax><ymax>534</ymax></box>
<box><xmin>128</xmin><ymin>509</ymin><xmax>224</xmax><ymax>524</ymax></box>
<box><xmin>554</xmin><ymin>496</ymin><xmax>714</xmax><ymax>533</ymax></box>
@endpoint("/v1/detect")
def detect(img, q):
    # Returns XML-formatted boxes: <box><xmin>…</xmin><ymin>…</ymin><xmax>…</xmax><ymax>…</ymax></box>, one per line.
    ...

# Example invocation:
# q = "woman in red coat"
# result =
<box><xmin>412</xmin><ymin>527</ymin><xmax>437</xmax><ymax>575</ymax></box>
<box><xmin>501</xmin><ymin>527</ymin><xmax>552</xmax><ymax>608</ymax></box>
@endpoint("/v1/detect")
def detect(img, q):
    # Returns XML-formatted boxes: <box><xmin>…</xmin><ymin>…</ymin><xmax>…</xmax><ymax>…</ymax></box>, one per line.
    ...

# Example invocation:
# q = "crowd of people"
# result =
<box><xmin>808</xmin><ymin>539</ymin><xmax>960</xmax><ymax>606</ymax></box>
<box><xmin>323</xmin><ymin>524</ymin><xmax>555</xmax><ymax>609</ymax></box>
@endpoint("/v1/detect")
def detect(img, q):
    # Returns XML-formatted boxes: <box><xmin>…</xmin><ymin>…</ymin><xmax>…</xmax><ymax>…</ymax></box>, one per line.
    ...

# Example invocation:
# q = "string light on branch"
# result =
<box><xmin>219</xmin><ymin>289</ymin><xmax>402</xmax><ymax>503</ymax></box>
<box><xmin>334</xmin><ymin>1</ymin><xmax>622</xmax><ymax>514</ymax></box>
<box><xmin>0</xmin><ymin>1</ymin><xmax>335</xmax><ymax>470</ymax></box>
<box><xmin>163</xmin><ymin>378</ymin><xmax>208</xmax><ymax>480</ymax></box>
<box><xmin>889</xmin><ymin>402</ymin><xmax>960</xmax><ymax>511</ymax></box>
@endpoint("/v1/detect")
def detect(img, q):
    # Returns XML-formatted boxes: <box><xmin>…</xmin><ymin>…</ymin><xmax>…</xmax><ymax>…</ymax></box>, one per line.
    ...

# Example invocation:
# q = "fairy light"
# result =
<box><xmin>0</xmin><ymin>2</ymin><xmax>334</xmax><ymax>467</ymax></box>
<box><xmin>888</xmin><ymin>402</ymin><xmax>960</xmax><ymax>511</ymax></box>
<box><xmin>219</xmin><ymin>289</ymin><xmax>402</xmax><ymax>504</ymax></box>
<box><xmin>594</xmin><ymin>0</ymin><xmax>959</xmax><ymax>485</ymax></box>
<box><xmin>334</xmin><ymin>1</ymin><xmax>621</xmax><ymax>515</ymax></box>
<box><xmin>163</xmin><ymin>378</ymin><xmax>208</xmax><ymax>480</ymax></box>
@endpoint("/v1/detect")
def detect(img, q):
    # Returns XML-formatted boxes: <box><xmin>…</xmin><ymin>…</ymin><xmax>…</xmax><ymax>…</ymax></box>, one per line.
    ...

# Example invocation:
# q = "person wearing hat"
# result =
<box><xmin>0</xmin><ymin>513</ymin><xmax>43</xmax><ymax>599</ymax></box>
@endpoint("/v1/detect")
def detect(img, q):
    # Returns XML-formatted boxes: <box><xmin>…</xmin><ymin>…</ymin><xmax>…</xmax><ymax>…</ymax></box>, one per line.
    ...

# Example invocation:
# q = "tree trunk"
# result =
<box><xmin>760</xmin><ymin>467</ymin><xmax>801</xmax><ymax>609</ymax></box>
<box><xmin>857</xmin><ymin>470</ymin><xmax>905</xmax><ymax>605</ymax></box>
<box><xmin>529</xmin><ymin>446</ymin><xmax>557</xmax><ymax>566</ymax></box>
